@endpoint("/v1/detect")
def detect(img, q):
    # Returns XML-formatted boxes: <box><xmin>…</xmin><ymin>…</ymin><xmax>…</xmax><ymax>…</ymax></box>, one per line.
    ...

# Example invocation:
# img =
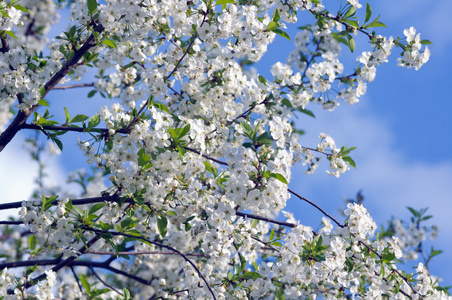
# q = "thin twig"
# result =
<box><xmin>52</xmin><ymin>83</ymin><xmax>94</xmax><ymax>90</ymax></box>
<box><xmin>86</xmin><ymin>250</ymin><xmax>207</xmax><ymax>257</ymax></box>
<box><xmin>288</xmin><ymin>188</ymin><xmax>345</xmax><ymax>228</ymax></box>
<box><xmin>82</xmin><ymin>227</ymin><xmax>217</xmax><ymax>300</ymax></box>
<box><xmin>90</xmin><ymin>267</ymin><xmax>123</xmax><ymax>296</ymax></box>
<box><xmin>70</xmin><ymin>266</ymin><xmax>84</xmax><ymax>295</ymax></box>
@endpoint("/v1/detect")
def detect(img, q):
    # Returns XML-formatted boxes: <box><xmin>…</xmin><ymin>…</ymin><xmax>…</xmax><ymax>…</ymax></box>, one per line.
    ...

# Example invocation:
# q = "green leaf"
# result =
<box><xmin>227</xmin><ymin>270</ymin><xmax>233</xmax><ymax>281</ymax></box>
<box><xmin>429</xmin><ymin>247</ymin><xmax>443</xmax><ymax>259</ymax></box>
<box><xmin>102</xmin><ymin>39</ymin><xmax>117</xmax><ymax>49</ymax></box>
<box><xmin>5</xmin><ymin>31</ymin><xmax>17</xmax><ymax>39</ymax></box>
<box><xmin>167</xmin><ymin>127</ymin><xmax>177</xmax><ymax>139</ymax></box>
<box><xmin>13</xmin><ymin>5</ymin><xmax>30</xmax><ymax>13</ymax></box>
<box><xmin>87</xmin><ymin>0</ymin><xmax>97</xmax><ymax>15</ymax></box>
<box><xmin>29</xmin><ymin>235</ymin><xmax>37</xmax><ymax>250</ymax></box>
<box><xmin>153</xmin><ymin>102</ymin><xmax>171</xmax><ymax>114</ymax></box>
<box><xmin>64</xmin><ymin>107</ymin><xmax>71</xmax><ymax>124</ymax></box>
<box><xmin>240</xmin><ymin>271</ymin><xmax>263</xmax><ymax>280</ymax></box>
<box><xmin>342</xmin><ymin>156</ymin><xmax>356</xmax><ymax>168</ymax></box>
<box><xmin>179</xmin><ymin>124</ymin><xmax>191</xmax><ymax>138</ymax></box>
<box><xmin>87</xmin><ymin>90</ymin><xmax>97</xmax><ymax>98</ymax></box>
<box><xmin>269</xmin><ymin>228</ymin><xmax>275</xmax><ymax>241</ymax></box>
<box><xmin>215</xmin><ymin>0</ymin><xmax>236</xmax><ymax>5</ymax></box>
<box><xmin>52</xmin><ymin>137</ymin><xmax>63</xmax><ymax>151</ymax></box>
<box><xmin>79</xmin><ymin>274</ymin><xmax>91</xmax><ymax>293</ymax></box>
<box><xmin>88</xmin><ymin>115</ymin><xmax>100</xmax><ymax>129</ymax></box>
<box><xmin>38</xmin><ymin>99</ymin><xmax>50</xmax><ymax>107</ymax></box>
<box><xmin>42</xmin><ymin>195</ymin><xmax>59</xmax><ymax>211</ymax></box>
<box><xmin>251</xmin><ymin>219</ymin><xmax>259</xmax><ymax>228</ymax></box>
<box><xmin>240</xmin><ymin>122</ymin><xmax>253</xmax><ymax>135</ymax></box>
<box><xmin>420</xmin><ymin>39</ymin><xmax>433</xmax><ymax>45</ymax></box>
<box><xmin>368</xmin><ymin>21</ymin><xmax>386</xmax><ymax>28</ymax></box>
<box><xmin>339</xmin><ymin>145</ymin><xmax>357</xmax><ymax>156</ymax></box>
<box><xmin>203</xmin><ymin>161</ymin><xmax>218</xmax><ymax>178</ymax></box>
<box><xmin>268</xmin><ymin>172</ymin><xmax>288</xmax><ymax>184</ymax></box>
<box><xmin>366</xmin><ymin>16</ymin><xmax>386</xmax><ymax>28</ymax></box>
<box><xmin>365</xmin><ymin>3</ymin><xmax>372</xmax><ymax>23</ymax></box>
<box><xmin>267</xmin><ymin>20</ymin><xmax>278</xmax><ymax>30</ymax></box>
<box><xmin>71</xmin><ymin>114</ymin><xmax>89</xmax><ymax>123</ymax></box>
<box><xmin>157</xmin><ymin>215</ymin><xmax>168</xmax><ymax>238</ymax></box>
<box><xmin>258</xmin><ymin>75</ymin><xmax>267</xmax><ymax>85</ymax></box>
<box><xmin>39</xmin><ymin>86</ymin><xmax>46</xmax><ymax>97</ymax></box>
<box><xmin>282</xmin><ymin>98</ymin><xmax>292</xmax><ymax>108</ymax></box>
<box><xmin>272</xmin><ymin>29</ymin><xmax>291</xmax><ymax>41</ymax></box>
<box><xmin>347</xmin><ymin>34</ymin><xmax>355</xmax><ymax>53</ymax></box>
<box><xmin>297</xmin><ymin>107</ymin><xmax>315</xmax><ymax>118</ymax></box>
<box><xmin>344</xmin><ymin>5</ymin><xmax>356</xmax><ymax>18</ymax></box>
<box><xmin>123</xmin><ymin>288</ymin><xmax>131</xmax><ymax>300</ymax></box>
<box><xmin>89</xmin><ymin>203</ymin><xmax>105</xmax><ymax>215</ymax></box>
<box><xmin>381</xmin><ymin>249</ymin><xmax>396</xmax><ymax>263</ymax></box>
<box><xmin>137</xmin><ymin>148</ymin><xmax>151</xmax><ymax>167</ymax></box>
<box><xmin>273</xmin><ymin>9</ymin><xmax>280</xmax><ymax>22</ymax></box>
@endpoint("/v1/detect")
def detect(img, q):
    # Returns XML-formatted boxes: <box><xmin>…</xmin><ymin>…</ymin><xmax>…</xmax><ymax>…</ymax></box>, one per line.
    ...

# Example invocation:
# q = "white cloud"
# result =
<box><xmin>0</xmin><ymin>137</ymin><xmax>69</xmax><ymax>219</ymax></box>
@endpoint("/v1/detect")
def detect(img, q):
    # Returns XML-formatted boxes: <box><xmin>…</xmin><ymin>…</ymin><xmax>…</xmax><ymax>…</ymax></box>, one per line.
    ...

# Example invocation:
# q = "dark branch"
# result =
<box><xmin>236</xmin><ymin>211</ymin><xmax>296</xmax><ymax>228</ymax></box>
<box><xmin>288</xmin><ymin>188</ymin><xmax>345</xmax><ymax>228</ymax></box>
<box><xmin>52</xmin><ymin>83</ymin><xmax>95</xmax><ymax>90</ymax></box>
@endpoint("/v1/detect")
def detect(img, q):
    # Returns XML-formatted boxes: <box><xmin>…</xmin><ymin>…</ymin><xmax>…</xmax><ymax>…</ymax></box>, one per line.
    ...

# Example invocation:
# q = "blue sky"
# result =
<box><xmin>0</xmin><ymin>0</ymin><xmax>451</xmax><ymax>289</ymax></box>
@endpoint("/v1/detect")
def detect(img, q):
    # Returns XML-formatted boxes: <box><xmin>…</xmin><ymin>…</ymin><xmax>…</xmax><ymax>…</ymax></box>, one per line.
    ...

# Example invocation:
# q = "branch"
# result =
<box><xmin>0</xmin><ymin>24</ymin><xmax>105</xmax><ymax>153</ymax></box>
<box><xmin>86</xmin><ymin>250</ymin><xmax>207</xmax><ymax>257</ymax></box>
<box><xmin>236</xmin><ymin>211</ymin><xmax>296</xmax><ymax>228</ymax></box>
<box><xmin>52</xmin><ymin>83</ymin><xmax>94</xmax><ymax>90</ymax></box>
<box><xmin>81</xmin><ymin>227</ymin><xmax>217</xmax><ymax>300</ymax></box>
<box><xmin>90</xmin><ymin>266</ymin><xmax>123</xmax><ymax>296</ymax></box>
<box><xmin>0</xmin><ymin>259</ymin><xmax>153</xmax><ymax>286</ymax></box>
<box><xmin>0</xmin><ymin>195</ymin><xmax>129</xmax><ymax>211</ymax></box>
<box><xmin>288</xmin><ymin>188</ymin><xmax>345</xmax><ymax>228</ymax></box>
<box><xmin>183</xmin><ymin>146</ymin><xmax>228</xmax><ymax>166</ymax></box>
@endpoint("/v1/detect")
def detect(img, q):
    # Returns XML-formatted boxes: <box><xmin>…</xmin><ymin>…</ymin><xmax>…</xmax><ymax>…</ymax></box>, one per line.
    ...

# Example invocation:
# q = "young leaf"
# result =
<box><xmin>29</xmin><ymin>235</ymin><xmax>37</xmax><ymax>250</ymax></box>
<box><xmin>52</xmin><ymin>137</ymin><xmax>63</xmax><ymax>151</ymax></box>
<box><xmin>5</xmin><ymin>31</ymin><xmax>17</xmax><ymax>39</ymax></box>
<box><xmin>38</xmin><ymin>99</ymin><xmax>50</xmax><ymax>107</ymax></box>
<box><xmin>258</xmin><ymin>75</ymin><xmax>267</xmax><ymax>84</ymax></box>
<box><xmin>13</xmin><ymin>5</ymin><xmax>30</xmax><ymax>13</ymax></box>
<box><xmin>87</xmin><ymin>0</ymin><xmax>97</xmax><ymax>15</ymax></box>
<box><xmin>240</xmin><ymin>122</ymin><xmax>253</xmax><ymax>135</ymax></box>
<box><xmin>272</xmin><ymin>29</ymin><xmax>291</xmax><ymax>41</ymax></box>
<box><xmin>273</xmin><ymin>9</ymin><xmax>280</xmax><ymax>22</ymax></box>
<box><xmin>89</xmin><ymin>203</ymin><xmax>106</xmax><ymax>215</ymax></box>
<box><xmin>179</xmin><ymin>124</ymin><xmax>191</xmax><ymax>139</ymax></box>
<box><xmin>157</xmin><ymin>215</ymin><xmax>168</xmax><ymax>238</ymax></box>
<box><xmin>240</xmin><ymin>271</ymin><xmax>263</xmax><ymax>280</ymax></box>
<box><xmin>88</xmin><ymin>90</ymin><xmax>97</xmax><ymax>98</ymax></box>
<box><xmin>297</xmin><ymin>107</ymin><xmax>315</xmax><ymax>118</ymax></box>
<box><xmin>215</xmin><ymin>0</ymin><xmax>236</xmax><ymax>5</ymax></box>
<box><xmin>102</xmin><ymin>39</ymin><xmax>118</xmax><ymax>49</ymax></box>
<box><xmin>88</xmin><ymin>115</ymin><xmax>100</xmax><ymax>129</ymax></box>
<box><xmin>269</xmin><ymin>172</ymin><xmax>288</xmax><ymax>184</ymax></box>
<box><xmin>344</xmin><ymin>5</ymin><xmax>356</xmax><ymax>18</ymax></box>
<box><xmin>347</xmin><ymin>34</ymin><xmax>355</xmax><ymax>53</ymax></box>
<box><xmin>365</xmin><ymin>3</ymin><xmax>372</xmax><ymax>23</ymax></box>
<box><xmin>64</xmin><ymin>107</ymin><xmax>71</xmax><ymax>124</ymax></box>
<box><xmin>421</xmin><ymin>39</ymin><xmax>433</xmax><ymax>45</ymax></box>
<box><xmin>71</xmin><ymin>114</ymin><xmax>89</xmax><ymax>123</ymax></box>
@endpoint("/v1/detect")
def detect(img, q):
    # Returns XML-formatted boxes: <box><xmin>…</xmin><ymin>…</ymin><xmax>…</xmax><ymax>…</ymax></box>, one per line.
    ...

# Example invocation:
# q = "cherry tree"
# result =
<box><xmin>0</xmin><ymin>0</ymin><xmax>446</xmax><ymax>299</ymax></box>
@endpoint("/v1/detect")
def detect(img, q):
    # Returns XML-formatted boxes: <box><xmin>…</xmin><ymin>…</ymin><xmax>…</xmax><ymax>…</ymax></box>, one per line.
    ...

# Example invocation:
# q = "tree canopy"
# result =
<box><xmin>0</xmin><ymin>0</ymin><xmax>445</xmax><ymax>299</ymax></box>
